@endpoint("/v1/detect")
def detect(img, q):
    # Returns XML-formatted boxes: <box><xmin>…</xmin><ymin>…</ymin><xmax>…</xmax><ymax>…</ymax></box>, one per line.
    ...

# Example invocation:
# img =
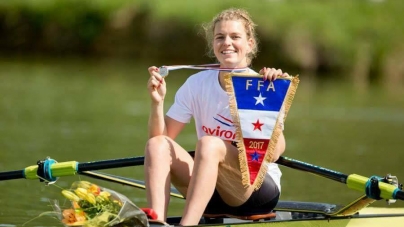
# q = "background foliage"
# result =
<box><xmin>1</xmin><ymin>0</ymin><xmax>403</xmax><ymax>89</ymax></box>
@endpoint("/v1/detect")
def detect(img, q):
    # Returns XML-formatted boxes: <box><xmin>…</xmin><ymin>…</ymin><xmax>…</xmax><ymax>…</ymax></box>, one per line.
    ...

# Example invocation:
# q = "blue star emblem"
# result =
<box><xmin>251</xmin><ymin>151</ymin><xmax>260</xmax><ymax>161</ymax></box>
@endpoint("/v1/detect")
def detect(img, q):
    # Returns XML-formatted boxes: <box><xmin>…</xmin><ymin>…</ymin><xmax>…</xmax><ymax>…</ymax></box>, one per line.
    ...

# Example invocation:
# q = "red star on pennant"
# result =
<box><xmin>252</xmin><ymin>119</ymin><xmax>264</xmax><ymax>131</ymax></box>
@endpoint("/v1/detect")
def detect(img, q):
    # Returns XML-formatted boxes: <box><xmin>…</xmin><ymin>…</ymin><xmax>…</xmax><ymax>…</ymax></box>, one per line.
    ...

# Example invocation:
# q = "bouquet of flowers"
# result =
<box><xmin>54</xmin><ymin>181</ymin><xmax>149</xmax><ymax>227</ymax></box>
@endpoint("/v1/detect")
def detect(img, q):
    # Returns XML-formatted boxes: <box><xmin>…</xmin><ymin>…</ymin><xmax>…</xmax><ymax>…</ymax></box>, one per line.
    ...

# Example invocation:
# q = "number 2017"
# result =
<box><xmin>249</xmin><ymin>141</ymin><xmax>264</xmax><ymax>149</ymax></box>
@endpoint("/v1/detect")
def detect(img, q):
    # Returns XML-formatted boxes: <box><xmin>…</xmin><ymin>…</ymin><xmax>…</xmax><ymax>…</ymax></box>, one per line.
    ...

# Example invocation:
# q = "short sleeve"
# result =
<box><xmin>166</xmin><ymin>80</ymin><xmax>193</xmax><ymax>123</ymax></box>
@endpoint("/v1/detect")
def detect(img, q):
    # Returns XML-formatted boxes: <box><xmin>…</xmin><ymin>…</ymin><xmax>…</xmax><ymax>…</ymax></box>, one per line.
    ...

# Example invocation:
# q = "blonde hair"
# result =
<box><xmin>202</xmin><ymin>8</ymin><xmax>259</xmax><ymax>65</ymax></box>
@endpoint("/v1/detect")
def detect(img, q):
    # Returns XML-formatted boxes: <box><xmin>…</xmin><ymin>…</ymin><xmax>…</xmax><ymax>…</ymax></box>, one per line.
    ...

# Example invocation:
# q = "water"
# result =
<box><xmin>0</xmin><ymin>58</ymin><xmax>403</xmax><ymax>226</ymax></box>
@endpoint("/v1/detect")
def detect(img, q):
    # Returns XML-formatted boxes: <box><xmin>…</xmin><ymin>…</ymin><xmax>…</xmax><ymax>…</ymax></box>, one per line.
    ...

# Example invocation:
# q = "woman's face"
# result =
<box><xmin>213</xmin><ymin>20</ymin><xmax>253</xmax><ymax>68</ymax></box>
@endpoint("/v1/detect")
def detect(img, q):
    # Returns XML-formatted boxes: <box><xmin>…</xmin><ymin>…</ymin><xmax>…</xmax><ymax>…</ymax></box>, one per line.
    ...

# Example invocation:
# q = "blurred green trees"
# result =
<box><xmin>0</xmin><ymin>0</ymin><xmax>403</xmax><ymax>88</ymax></box>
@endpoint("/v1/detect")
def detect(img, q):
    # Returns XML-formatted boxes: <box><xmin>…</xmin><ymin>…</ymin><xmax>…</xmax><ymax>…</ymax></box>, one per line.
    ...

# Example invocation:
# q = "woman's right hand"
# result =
<box><xmin>147</xmin><ymin>66</ymin><xmax>166</xmax><ymax>103</ymax></box>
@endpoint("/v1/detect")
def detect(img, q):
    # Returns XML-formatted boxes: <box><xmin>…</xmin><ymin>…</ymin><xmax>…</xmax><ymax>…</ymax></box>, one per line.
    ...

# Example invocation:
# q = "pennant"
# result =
<box><xmin>225</xmin><ymin>73</ymin><xmax>299</xmax><ymax>190</ymax></box>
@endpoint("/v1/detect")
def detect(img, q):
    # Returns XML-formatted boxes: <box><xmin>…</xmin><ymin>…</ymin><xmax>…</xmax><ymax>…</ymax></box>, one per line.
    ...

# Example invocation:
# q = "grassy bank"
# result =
<box><xmin>0</xmin><ymin>0</ymin><xmax>403</xmax><ymax>88</ymax></box>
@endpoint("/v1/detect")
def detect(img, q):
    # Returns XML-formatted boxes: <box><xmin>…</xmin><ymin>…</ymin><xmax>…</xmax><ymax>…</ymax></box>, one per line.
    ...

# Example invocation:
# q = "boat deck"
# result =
<box><xmin>149</xmin><ymin>202</ymin><xmax>404</xmax><ymax>227</ymax></box>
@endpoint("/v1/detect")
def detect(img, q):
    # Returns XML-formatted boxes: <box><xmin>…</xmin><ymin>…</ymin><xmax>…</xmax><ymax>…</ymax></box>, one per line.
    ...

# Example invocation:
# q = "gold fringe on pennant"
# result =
<box><xmin>280</xmin><ymin>76</ymin><xmax>300</xmax><ymax>122</ymax></box>
<box><xmin>224</xmin><ymin>72</ymin><xmax>255</xmax><ymax>187</ymax></box>
<box><xmin>224</xmin><ymin>73</ymin><xmax>300</xmax><ymax>190</ymax></box>
<box><xmin>254</xmin><ymin>75</ymin><xmax>300</xmax><ymax>190</ymax></box>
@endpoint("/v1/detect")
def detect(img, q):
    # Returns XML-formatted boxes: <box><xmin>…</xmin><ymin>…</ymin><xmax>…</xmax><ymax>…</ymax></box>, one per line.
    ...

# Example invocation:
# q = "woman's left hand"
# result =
<box><xmin>259</xmin><ymin>67</ymin><xmax>290</xmax><ymax>81</ymax></box>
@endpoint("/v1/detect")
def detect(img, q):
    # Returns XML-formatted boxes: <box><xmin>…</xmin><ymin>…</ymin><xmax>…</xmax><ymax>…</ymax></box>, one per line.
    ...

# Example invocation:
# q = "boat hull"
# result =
<box><xmin>158</xmin><ymin>207</ymin><xmax>404</xmax><ymax>227</ymax></box>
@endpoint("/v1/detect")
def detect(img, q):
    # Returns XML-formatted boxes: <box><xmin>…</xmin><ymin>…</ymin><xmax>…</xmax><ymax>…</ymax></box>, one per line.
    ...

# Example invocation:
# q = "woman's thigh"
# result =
<box><xmin>215</xmin><ymin>142</ymin><xmax>255</xmax><ymax>207</ymax></box>
<box><xmin>147</xmin><ymin>135</ymin><xmax>195</xmax><ymax>197</ymax></box>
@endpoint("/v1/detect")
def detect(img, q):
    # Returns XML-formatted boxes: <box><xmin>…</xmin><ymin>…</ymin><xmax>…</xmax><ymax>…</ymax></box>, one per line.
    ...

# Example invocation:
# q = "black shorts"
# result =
<box><xmin>204</xmin><ymin>173</ymin><xmax>280</xmax><ymax>216</ymax></box>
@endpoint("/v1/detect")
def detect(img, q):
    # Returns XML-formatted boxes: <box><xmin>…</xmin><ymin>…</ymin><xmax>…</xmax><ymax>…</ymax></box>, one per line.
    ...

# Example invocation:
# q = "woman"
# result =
<box><xmin>145</xmin><ymin>8</ymin><xmax>290</xmax><ymax>226</ymax></box>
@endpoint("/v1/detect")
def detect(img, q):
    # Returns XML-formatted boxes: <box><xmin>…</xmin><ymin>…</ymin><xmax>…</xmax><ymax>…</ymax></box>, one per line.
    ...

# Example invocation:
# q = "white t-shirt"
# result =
<box><xmin>166</xmin><ymin>69</ymin><xmax>282</xmax><ymax>191</ymax></box>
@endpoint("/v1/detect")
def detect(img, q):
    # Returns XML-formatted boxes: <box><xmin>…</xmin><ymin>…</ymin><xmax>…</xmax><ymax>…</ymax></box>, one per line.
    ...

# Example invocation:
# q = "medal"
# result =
<box><xmin>159</xmin><ymin>66</ymin><xmax>169</xmax><ymax>78</ymax></box>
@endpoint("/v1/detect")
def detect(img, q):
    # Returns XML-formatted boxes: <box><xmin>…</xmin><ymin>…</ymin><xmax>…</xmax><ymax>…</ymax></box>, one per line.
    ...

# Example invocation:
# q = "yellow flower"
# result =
<box><xmin>76</xmin><ymin>181</ymin><xmax>92</xmax><ymax>189</ymax></box>
<box><xmin>99</xmin><ymin>191</ymin><xmax>111</xmax><ymax>199</ymax></box>
<box><xmin>62</xmin><ymin>190</ymin><xmax>80</xmax><ymax>202</ymax></box>
<box><xmin>74</xmin><ymin>188</ymin><xmax>88</xmax><ymax>200</ymax></box>
<box><xmin>86</xmin><ymin>193</ymin><xmax>96</xmax><ymax>205</ymax></box>
<box><xmin>74</xmin><ymin>188</ymin><xmax>96</xmax><ymax>204</ymax></box>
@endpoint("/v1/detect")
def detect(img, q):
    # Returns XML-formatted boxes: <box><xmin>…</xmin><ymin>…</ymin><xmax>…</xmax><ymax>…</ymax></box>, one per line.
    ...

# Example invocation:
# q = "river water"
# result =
<box><xmin>0</xmin><ymin>58</ymin><xmax>403</xmax><ymax>226</ymax></box>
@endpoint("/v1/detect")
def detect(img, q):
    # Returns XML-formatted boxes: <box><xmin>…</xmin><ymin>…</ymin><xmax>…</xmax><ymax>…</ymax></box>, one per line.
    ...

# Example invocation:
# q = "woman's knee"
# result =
<box><xmin>145</xmin><ymin>135</ymin><xmax>171</xmax><ymax>158</ymax></box>
<box><xmin>196</xmin><ymin>136</ymin><xmax>227</xmax><ymax>161</ymax></box>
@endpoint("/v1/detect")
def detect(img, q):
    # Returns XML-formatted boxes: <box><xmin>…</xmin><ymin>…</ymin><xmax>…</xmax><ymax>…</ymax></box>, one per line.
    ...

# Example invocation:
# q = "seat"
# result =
<box><xmin>203</xmin><ymin>211</ymin><xmax>276</xmax><ymax>221</ymax></box>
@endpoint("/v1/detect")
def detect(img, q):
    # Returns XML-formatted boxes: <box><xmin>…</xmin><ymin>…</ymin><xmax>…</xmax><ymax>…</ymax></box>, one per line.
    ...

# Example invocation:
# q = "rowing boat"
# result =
<box><xmin>161</xmin><ymin>206</ymin><xmax>404</xmax><ymax>227</ymax></box>
<box><xmin>85</xmin><ymin>173</ymin><xmax>404</xmax><ymax>227</ymax></box>
<box><xmin>1</xmin><ymin>152</ymin><xmax>403</xmax><ymax>227</ymax></box>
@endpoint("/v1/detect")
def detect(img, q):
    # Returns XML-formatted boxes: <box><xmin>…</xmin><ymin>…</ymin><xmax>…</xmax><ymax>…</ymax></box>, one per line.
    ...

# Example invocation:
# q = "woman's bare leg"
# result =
<box><xmin>215</xmin><ymin>146</ymin><xmax>254</xmax><ymax>207</ymax></box>
<box><xmin>144</xmin><ymin>135</ymin><xmax>194</xmax><ymax>221</ymax></box>
<box><xmin>146</xmin><ymin>135</ymin><xmax>255</xmax><ymax>224</ymax></box>
<box><xmin>180</xmin><ymin>136</ymin><xmax>252</xmax><ymax>225</ymax></box>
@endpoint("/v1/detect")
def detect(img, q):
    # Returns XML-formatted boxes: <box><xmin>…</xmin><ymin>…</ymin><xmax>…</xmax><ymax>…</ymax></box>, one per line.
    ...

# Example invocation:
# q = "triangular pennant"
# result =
<box><xmin>225</xmin><ymin>73</ymin><xmax>299</xmax><ymax>190</ymax></box>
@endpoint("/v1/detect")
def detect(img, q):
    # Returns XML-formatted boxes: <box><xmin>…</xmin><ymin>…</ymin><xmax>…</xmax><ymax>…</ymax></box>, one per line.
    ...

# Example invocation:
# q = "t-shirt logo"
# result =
<box><xmin>201</xmin><ymin>114</ymin><xmax>235</xmax><ymax>140</ymax></box>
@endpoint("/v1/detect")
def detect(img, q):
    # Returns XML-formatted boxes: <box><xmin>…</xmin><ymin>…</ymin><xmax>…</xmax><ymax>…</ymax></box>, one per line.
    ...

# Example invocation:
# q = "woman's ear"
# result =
<box><xmin>247</xmin><ymin>38</ymin><xmax>254</xmax><ymax>54</ymax></box>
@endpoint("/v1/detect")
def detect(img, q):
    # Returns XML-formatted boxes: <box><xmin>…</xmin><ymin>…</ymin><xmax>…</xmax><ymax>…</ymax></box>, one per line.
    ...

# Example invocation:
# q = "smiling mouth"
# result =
<box><xmin>221</xmin><ymin>50</ymin><xmax>237</xmax><ymax>54</ymax></box>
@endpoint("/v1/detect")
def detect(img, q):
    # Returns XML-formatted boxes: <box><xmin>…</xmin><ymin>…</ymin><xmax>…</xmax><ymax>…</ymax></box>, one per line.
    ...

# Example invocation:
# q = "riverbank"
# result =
<box><xmin>0</xmin><ymin>0</ymin><xmax>403</xmax><ymax>88</ymax></box>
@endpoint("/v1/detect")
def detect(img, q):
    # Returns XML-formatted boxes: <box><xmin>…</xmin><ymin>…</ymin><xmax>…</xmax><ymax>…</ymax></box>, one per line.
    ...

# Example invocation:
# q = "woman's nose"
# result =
<box><xmin>223</xmin><ymin>36</ymin><xmax>231</xmax><ymax>45</ymax></box>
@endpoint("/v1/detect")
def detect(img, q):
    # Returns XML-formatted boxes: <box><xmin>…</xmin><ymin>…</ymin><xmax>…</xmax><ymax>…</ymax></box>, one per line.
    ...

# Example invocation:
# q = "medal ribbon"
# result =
<box><xmin>159</xmin><ymin>64</ymin><xmax>249</xmax><ymax>77</ymax></box>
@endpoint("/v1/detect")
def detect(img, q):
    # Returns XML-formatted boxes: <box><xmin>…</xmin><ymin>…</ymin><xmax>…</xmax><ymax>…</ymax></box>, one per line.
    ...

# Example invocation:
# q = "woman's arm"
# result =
<box><xmin>147</xmin><ymin>66</ymin><xmax>187</xmax><ymax>139</ymax></box>
<box><xmin>148</xmin><ymin>101</ymin><xmax>167</xmax><ymax>138</ymax></box>
<box><xmin>165</xmin><ymin>116</ymin><xmax>186</xmax><ymax>140</ymax></box>
<box><xmin>147</xmin><ymin>66</ymin><xmax>168</xmax><ymax>138</ymax></box>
